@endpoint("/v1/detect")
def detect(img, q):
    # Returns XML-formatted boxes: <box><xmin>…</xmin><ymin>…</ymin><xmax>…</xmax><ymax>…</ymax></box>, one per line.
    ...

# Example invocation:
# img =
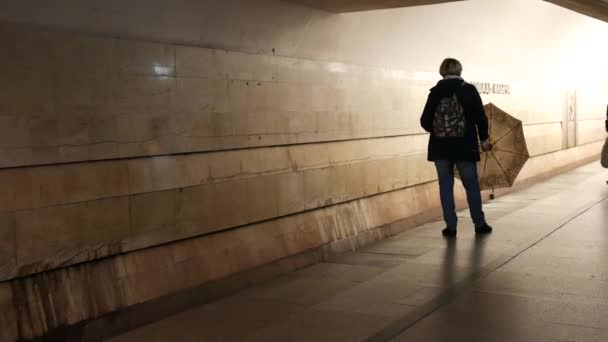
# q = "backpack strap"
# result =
<box><xmin>452</xmin><ymin>81</ymin><xmax>466</xmax><ymax>103</ymax></box>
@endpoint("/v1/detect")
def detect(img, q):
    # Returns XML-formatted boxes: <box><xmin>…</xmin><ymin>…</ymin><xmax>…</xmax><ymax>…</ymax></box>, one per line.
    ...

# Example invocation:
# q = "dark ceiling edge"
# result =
<box><xmin>280</xmin><ymin>0</ymin><xmax>466</xmax><ymax>13</ymax></box>
<box><xmin>544</xmin><ymin>0</ymin><xmax>608</xmax><ymax>22</ymax></box>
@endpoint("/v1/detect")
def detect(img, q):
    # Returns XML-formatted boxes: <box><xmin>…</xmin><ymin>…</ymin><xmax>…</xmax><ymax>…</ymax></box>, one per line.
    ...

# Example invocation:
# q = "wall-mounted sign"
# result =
<box><xmin>470</xmin><ymin>81</ymin><xmax>511</xmax><ymax>95</ymax></box>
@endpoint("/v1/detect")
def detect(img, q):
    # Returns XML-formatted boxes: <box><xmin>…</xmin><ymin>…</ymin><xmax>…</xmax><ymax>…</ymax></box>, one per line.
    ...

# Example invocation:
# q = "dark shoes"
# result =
<box><xmin>442</xmin><ymin>228</ymin><xmax>457</xmax><ymax>238</ymax></box>
<box><xmin>442</xmin><ymin>224</ymin><xmax>493</xmax><ymax>237</ymax></box>
<box><xmin>475</xmin><ymin>224</ymin><xmax>493</xmax><ymax>235</ymax></box>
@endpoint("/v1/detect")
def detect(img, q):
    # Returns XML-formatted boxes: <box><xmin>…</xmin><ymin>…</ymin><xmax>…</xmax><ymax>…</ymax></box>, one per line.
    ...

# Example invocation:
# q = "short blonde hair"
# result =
<box><xmin>439</xmin><ymin>58</ymin><xmax>463</xmax><ymax>77</ymax></box>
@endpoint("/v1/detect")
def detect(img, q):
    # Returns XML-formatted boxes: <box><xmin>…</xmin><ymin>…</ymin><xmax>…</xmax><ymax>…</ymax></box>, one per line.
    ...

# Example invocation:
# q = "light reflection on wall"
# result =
<box><xmin>153</xmin><ymin>63</ymin><xmax>172</xmax><ymax>77</ymax></box>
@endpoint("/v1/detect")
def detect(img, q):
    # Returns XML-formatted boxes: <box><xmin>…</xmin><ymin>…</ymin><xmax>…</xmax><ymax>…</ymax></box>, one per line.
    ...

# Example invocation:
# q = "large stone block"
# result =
<box><xmin>14</xmin><ymin>198</ymin><xmax>130</xmax><ymax>275</ymax></box>
<box><xmin>80</xmin><ymin>197</ymin><xmax>131</xmax><ymax>248</ymax></box>
<box><xmin>16</xmin><ymin>205</ymin><xmax>82</xmax><ymax>269</ymax></box>
<box><xmin>175</xmin><ymin>183</ymin><xmax>218</xmax><ymax>234</ymax></box>
<box><xmin>129</xmin><ymin>190</ymin><xmax>178</xmax><ymax>250</ymax></box>
<box><xmin>0</xmin><ymin>213</ymin><xmax>16</xmax><ymax>280</ymax></box>
<box><xmin>114</xmin><ymin>40</ymin><xmax>175</xmax><ymax>77</ymax></box>
<box><xmin>171</xmin><ymin>78</ymin><xmax>229</xmax><ymax>114</ymax></box>
<box><xmin>0</xmin><ymin>284</ymin><xmax>17</xmax><ymax>342</ymax></box>
<box><xmin>175</xmin><ymin>46</ymin><xmax>225</xmax><ymax>80</ymax></box>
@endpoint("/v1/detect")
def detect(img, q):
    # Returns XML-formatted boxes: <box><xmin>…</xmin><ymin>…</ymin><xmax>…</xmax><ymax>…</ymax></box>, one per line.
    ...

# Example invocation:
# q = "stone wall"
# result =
<box><xmin>0</xmin><ymin>141</ymin><xmax>602</xmax><ymax>341</ymax></box>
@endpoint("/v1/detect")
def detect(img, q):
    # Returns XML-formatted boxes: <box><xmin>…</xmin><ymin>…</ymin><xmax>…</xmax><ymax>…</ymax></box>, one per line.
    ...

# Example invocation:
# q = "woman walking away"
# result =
<box><xmin>420</xmin><ymin>58</ymin><xmax>493</xmax><ymax>238</ymax></box>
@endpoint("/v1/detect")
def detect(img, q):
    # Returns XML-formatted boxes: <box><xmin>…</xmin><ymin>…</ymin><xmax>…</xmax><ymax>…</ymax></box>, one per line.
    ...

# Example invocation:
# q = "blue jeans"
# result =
<box><xmin>434</xmin><ymin>160</ymin><xmax>486</xmax><ymax>230</ymax></box>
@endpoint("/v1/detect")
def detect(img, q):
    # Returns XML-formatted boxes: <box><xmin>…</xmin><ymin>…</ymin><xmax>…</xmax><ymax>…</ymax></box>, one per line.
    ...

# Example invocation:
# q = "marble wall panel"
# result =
<box><xmin>0</xmin><ymin>213</ymin><xmax>16</xmax><ymax>280</ymax></box>
<box><xmin>3</xmin><ymin>22</ymin><xmax>602</xmax><ymax>168</ymax></box>
<box><xmin>0</xmin><ymin>24</ymin><xmax>427</xmax><ymax>167</ymax></box>
<box><xmin>0</xmin><ymin>283</ymin><xmax>18</xmax><ymax>342</ymax></box>
<box><xmin>4</xmin><ymin>150</ymin><xmax>433</xmax><ymax>280</ymax></box>
<box><xmin>523</xmin><ymin>123</ymin><xmax>563</xmax><ymax>156</ymax></box>
<box><xmin>0</xmin><ymin>135</ymin><xmax>427</xmax><ymax>212</ymax></box>
<box><xmin>578</xmin><ymin>119</ymin><xmax>606</xmax><ymax>145</ymax></box>
<box><xmin>14</xmin><ymin>197</ymin><xmax>130</xmax><ymax>275</ymax></box>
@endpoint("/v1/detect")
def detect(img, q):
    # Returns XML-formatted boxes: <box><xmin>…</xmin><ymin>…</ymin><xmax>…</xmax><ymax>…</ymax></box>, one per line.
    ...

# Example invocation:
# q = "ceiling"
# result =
<box><xmin>281</xmin><ymin>0</ymin><xmax>464</xmax><ymax>12</ymax></box>
<box><xmin>283</xmin><ymin>0</ymin><xmax>608</xmax><ymax>22</ymax></box>
<box><xmin>544</xmin><ymin>0</ymin><xmax>608</xmax><ymax>22</ymax></box>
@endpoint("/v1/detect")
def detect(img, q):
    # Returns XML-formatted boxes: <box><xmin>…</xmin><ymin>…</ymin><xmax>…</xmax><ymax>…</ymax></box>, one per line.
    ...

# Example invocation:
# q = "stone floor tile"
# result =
<box><xmin>108</xmin><ymin>297</ymin><xmax>305</xmax><ymax>342</ymax></box>
<box><xmin>247</xmin><ymin>309</ymin><xmax>388</xmax><ymax>342</ymax></box>
<box><xmin>291</xmin><ymin>262</ymin><xmax>387</xmax><ymax>282</ymax></box>
<box><xmin>326</xmin><ymin>252</ymin><xmax>412</xmax><ymax>269</ymax></box>
<box><xmin>237</xmin><ymin>275</ymin><xmax>360</xmax><ymax>306</ymax></box>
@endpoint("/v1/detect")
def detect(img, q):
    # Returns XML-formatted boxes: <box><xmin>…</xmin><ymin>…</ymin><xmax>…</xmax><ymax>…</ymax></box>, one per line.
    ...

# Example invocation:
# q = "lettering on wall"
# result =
<box><xmin>470</xmin><ymin>81</ymin><xmax>511</xmax><ymax>95</ymax></box>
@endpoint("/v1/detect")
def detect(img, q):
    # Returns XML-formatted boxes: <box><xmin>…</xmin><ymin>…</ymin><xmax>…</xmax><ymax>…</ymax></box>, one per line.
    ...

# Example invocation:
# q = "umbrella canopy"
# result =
<box><xmin>458</xmin><ymin>103</ymin><xmax>529</xmax><ymax>190</ymax></box>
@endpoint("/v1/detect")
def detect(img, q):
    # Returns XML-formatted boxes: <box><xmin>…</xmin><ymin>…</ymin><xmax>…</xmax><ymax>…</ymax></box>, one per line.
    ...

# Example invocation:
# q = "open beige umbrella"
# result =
<box><xmin>458</xmin><ymin>103</ymin><xmax>529</xmax><ymax>191</ymax></box>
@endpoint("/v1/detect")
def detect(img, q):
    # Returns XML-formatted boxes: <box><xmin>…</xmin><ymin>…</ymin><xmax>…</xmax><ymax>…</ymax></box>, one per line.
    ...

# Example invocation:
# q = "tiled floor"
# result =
<box><xmin>109</xmin><ymin>162</ymin><xmax>608</xmax><ymax>342</ymax></box>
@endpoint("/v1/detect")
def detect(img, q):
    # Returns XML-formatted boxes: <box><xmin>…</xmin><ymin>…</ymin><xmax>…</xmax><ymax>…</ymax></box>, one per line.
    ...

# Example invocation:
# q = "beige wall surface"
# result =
<box><xmin>0</xmin><ymin>0</ymin><xmax>607</xmax><ymax>339</ymax></box>
<box><xmin>0</xmin><ymin>0</ymin><xmax>606</xmax><ymax>168</ymax></box>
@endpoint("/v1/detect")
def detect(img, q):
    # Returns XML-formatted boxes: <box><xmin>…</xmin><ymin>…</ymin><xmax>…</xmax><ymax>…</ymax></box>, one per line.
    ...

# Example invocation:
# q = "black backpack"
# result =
<box><xmin>432</xmin><ymin>83</ymin><xmax>466</xmax><ymax>139</ymax></box>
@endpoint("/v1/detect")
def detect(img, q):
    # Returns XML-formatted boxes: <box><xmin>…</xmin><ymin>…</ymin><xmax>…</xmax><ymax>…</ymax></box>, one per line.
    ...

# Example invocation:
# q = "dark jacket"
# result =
<box><xmin>420</xmin><ymin>78</ymin><xmax>489</xmax><ymax>162</ymax></box>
